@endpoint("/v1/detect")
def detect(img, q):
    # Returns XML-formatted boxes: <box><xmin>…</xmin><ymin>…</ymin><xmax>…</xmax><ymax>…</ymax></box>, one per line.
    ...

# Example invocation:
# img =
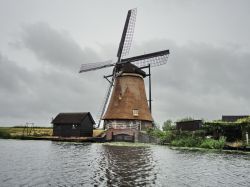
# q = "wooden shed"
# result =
<box><xmin>176</xmin><ymin>120</ymin><xmax>203</xmax><ymax>131</ymax></box>
<box><xmin>52</xmin><ymin>112</ymin><xmax>95</xmax><ymax>137</ymax></box>
<box><xmin>222</xmin><ymin>115</ymin><xmax>249</xmax><ymax>122</ymax></box>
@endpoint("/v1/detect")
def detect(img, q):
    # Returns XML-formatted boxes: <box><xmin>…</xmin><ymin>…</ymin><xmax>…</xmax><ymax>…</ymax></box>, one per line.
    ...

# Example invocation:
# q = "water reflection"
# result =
<box><xmin>93</xmin><ymin>145</ymin><xmax>157</xmax><ymax>186</ymax></box>
<box><xmin>0</xmin><ymin>140</ymin><xmax>249</xmax><ymax>187</ymax></box>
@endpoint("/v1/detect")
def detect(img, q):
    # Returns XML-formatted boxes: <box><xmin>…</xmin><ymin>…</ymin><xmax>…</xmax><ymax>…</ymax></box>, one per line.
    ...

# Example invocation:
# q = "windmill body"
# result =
<box><xmin>103</xmin><ymin>63</ymin><xmax>153</xmax><ymax>132</ymax></box>
<box><xmin>79</xmin><ymin>9</ymin><xmax>170</xmax><ymax>141</ymax></box>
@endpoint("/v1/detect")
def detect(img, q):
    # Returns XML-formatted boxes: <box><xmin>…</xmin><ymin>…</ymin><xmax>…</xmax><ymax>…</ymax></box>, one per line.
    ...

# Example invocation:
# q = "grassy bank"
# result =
<box><xmin>169</xmin><ymin>146</ymin><xmax>250</xmax><ymax>154</ymax></box>
<box><xmin>147</xmin><ymin>129</ymin><xmax>226</xmax><ymax>149</ymax></box>
<box><xmin>171</xmin><ymin>136</ymin><xmax>226</xmax><ymax>149</ymax></box>
<box><xmin>0</xmin><ymin>127</ymin><xmax>105</xmax><ymax>140</ymax></box>
<box><xmin>0</xmin><ymin>127</ymin><xmax>52</xmax><ymax>139</ymax></box>
<box><xmin>103</xmin><ymin>142</ymin><xmax>151</xmax><ymax>147</ymax></box>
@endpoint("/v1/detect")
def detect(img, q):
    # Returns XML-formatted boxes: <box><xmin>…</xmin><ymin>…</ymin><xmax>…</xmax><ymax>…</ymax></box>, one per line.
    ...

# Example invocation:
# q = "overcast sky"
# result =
<box><xmin>1</xmin><ymin>0</ymin><xmax>250</xmax><ymax>126</ymax></box>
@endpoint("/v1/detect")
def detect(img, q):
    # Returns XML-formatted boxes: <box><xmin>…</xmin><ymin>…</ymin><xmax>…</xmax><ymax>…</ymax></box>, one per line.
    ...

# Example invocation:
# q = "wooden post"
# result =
<box><xmin>148</xmin><ymin>64</ymin><xmax>152</xmax><ymax>113</ymax></box>
<box><xmin>246</xmin><ymin>131</ymin><xmax>249</xmax><ymax>145</ymax></box>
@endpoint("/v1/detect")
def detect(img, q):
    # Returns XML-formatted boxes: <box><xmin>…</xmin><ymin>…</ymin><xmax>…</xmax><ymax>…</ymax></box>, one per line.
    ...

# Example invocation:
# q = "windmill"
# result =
<box><xmin>79</xmin><ymin>8</ymin><xmax>169</xmax><ymax>138</ymax></box>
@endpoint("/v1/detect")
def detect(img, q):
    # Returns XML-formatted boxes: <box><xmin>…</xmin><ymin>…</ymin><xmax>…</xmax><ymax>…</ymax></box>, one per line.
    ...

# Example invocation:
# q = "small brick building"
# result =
<box><xmin>52</xmin><ymin>112</ymin><xmax>95</xmax><ymax>137</ymax></box>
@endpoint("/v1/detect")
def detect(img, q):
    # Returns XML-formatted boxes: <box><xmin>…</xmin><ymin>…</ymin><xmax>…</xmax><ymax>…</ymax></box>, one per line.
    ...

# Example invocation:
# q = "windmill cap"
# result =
<box><xmin>117</xmin><ymin>63</ymin><xmax>146</xmax><ymax>77</ymax></box>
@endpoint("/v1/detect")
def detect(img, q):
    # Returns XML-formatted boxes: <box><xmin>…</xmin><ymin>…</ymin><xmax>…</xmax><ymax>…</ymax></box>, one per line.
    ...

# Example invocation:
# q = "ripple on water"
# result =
<box><xmin>0</xmin><ymin>140</ymin><xmax>249</xmax><ymax>187</ymax></box>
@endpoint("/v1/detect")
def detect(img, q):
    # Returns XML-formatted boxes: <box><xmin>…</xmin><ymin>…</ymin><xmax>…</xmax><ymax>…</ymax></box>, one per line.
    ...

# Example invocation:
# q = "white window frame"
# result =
<box><xmin>132</xmin><ymin>109</ymin><xmax>139</xmax><ymax>116</ymax></box>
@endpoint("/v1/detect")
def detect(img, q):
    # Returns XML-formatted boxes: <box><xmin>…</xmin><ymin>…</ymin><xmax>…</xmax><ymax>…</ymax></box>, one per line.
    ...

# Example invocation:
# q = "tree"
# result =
<box><xmin>162</xmin><ymin>120</ymin><xmax>173</xmax><ymax>131</ymax></box>
<box><xmin>177</xmin><ymin>117</ymin><xmax>194</xmax><ymax>122</ymax></box>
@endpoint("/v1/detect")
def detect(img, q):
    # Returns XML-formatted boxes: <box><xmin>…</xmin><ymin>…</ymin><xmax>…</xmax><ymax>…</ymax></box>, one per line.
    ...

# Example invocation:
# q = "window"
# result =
<box><xmin>132</xmin><ymin>109</ymin><xmax>139</xmax><ymax>116</ymax></box>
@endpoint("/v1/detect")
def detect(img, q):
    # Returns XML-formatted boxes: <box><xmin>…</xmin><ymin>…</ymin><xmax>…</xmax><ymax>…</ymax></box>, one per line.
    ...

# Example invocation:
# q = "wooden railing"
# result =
<box><xmin>106</xmin><ymin>123</ymin><xmax>139</xmax><ymax>130</ymax></box>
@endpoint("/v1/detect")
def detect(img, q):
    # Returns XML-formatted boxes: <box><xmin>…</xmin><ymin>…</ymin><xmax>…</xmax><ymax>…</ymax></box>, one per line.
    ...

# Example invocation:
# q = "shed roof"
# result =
<box><xmin>52</xmin><ymin>112</ymin><xmax>95</xmax><ymax>124</ymax></box>
<box><xmin>176</xmin><ymin>120</ymin><xmax>203</xmax><ymax>124</ymax></box>
<box><xmin>222</xmin><ymin>115</ymin><xmax>249</xmax><ymax>122</ymax></box>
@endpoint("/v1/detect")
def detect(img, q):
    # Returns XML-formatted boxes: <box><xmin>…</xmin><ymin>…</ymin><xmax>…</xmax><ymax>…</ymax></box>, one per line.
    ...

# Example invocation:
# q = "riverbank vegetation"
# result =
<box><xmin>148</xmin><ymin>117</ymin><xmax>250</xmax><ymax>149</ymax></box>
<box><xmin>0</xmin><ymin>127</ymin><xmax>52</xmax><ymax>139</ymax></box>
<box><xmin>147</xmin><ymin>129</ymin><xmax>226</xmax><ymax>149</ymax></box>
<box><xmin>103</xmin><ymin>142</ymin><xmax>150</xmax><ymax>147</ymax></box>
<box><xmin>0</xmin><ymin>127</ymin><xmax>105</xmax><ymax>139</ymax></box>
<box><xmin>1</xmin><ymin>117</ymin><xmax>249</xmax><ymax>151</ymax></box>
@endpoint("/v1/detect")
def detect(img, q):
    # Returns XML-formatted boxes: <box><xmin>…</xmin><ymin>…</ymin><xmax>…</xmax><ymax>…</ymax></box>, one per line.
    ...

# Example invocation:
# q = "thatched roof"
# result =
<box><xmin>103</xmin><ymin>73</ymin><xmax>153</xmax><ymax>121</ymax></box>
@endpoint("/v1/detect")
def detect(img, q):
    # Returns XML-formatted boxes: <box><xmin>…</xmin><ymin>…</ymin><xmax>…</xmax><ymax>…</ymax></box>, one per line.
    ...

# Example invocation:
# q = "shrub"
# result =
<box><xmin>147</xmin><ymin>127</ymin><xmax>226</xmax><ymax>149</ymax></box>
<box><xmin>159</xmin><ymin>131</ymin><xmax>176</xmax><ymax>144</ymax></box>
<box><xmin>193</xmin><ymin>130</ymin><xmax>206</xmax><ymax>138</ymax></box>
<box><xmin>162</xmin><ymin>120</ymin><xmax>175</xmax><ymax>131</ymax></box>
<box><xmin>170</xmin><ymin>136</ymin><xmax>202</xmax><ymax>147</ymax></box>
<box><xmin>176</xmin><ymin>117</ymin><xmax>194</xmax><ymax>122</ymax></box>
<box><xmin>147</xmin><ymin>129</ymin><xmax>176</xmax><ymax>144</ymax></box>
<box><xmin>147</xmin><ymin>128</ymin><xmax>163</xmax><ymax>137</ymax></box>
<box><xmin>0</xmin><ymin>130</ymin><xmax>11</xmax><ymax>139</ymax></box>
<box><xmin>200</xmin><ymin>137</ymin><xmax>226</xmax><ymax>149</ymax></box>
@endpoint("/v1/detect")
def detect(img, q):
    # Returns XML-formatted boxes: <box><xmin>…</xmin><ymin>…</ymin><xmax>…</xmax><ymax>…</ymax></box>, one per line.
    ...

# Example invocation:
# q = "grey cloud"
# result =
<box><xmin>136</xmin><ymin>40</ymin><xmax>250</xmax><ymax>121</ymax></box>
<box><xmin>0</xmin><ymin>52</ymin><xmax>108</xmax><ymax>125</ymax></box>
<box><xmin>21</xmin><ymin>22</ymin><xmax>101</xmax><ymax>71</ymax></box>
<box><xmin>133</xmin><ymin>39</ymin><xmax>250</xmax><ymax>98</ymax></box>
<box><xmin>1</xmin><ymin>22</ymin><xmax>116</xmax><ymax>126</ymax></box>
<box><xmin>1</xmin><ymin>22</ymin><xmax>250</xmax><ymax>126</ymax></box>
<box><xmin>0</xmin><ymin>53</ymin><xmax>33</xmax><ymax>92</ymax></box>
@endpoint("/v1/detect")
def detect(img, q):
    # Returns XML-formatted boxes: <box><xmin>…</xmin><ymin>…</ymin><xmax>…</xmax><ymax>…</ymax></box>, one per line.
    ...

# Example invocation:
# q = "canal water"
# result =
<box><xmin>0</xmin><ymin>139</ymin><xmax>249</xmax><ymax>187</ymax></box>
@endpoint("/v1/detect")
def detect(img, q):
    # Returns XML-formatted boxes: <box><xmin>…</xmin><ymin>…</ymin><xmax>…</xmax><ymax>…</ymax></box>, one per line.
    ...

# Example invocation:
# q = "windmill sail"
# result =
<box><xmin>96</xmin><ymin>76</ymin><xmax>115</xmax><ymax>128</ymax></box>
<box><xmin>121</xmin><ymin>50</ymin><xmax>170</xmax><ymax>68</ymax></box>
<box><xmin>79</xmin><ymin>60</ymin><xmax>114</xmax><ymax>73</ymax></box>
<box><xmin>117</xmin><ymin>8</ymin><xmax>137</xmax><ymax>60</ymax></box>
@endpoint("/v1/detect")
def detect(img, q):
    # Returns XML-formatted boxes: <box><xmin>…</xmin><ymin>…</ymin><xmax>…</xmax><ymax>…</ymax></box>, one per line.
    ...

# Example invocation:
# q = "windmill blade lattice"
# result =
<box><xmin>132</xmin><ymin>53</ymin><xmax>169</xmax><ymax>68</ymax></box>
<box><xmin>121</xmin><ymin>9</ymin><xmax>137</xmax><ymax>58</ymax></box>
<box><xmin>117</xmin><ymin>8</ymin><xmax>137</xmax><ymax>60</ymax></box>
<box><xmin>96</xmin><ymin>76</ymin><xmax>114</xmax><ymax>128</ymax></box>
<box><xmin>121</xmin><ymin>50</ymin><xmax>170</xmax><ymax>68</ymax></box>
<box><xmin>79</xmin><ymin>60</ymin><xmax>114</xmax><ymax>73</ymax></box>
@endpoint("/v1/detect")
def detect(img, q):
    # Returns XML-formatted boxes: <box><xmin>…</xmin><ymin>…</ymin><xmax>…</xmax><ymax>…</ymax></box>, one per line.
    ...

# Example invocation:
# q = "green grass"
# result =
<box><xmin>0</xmin><ymin>127</ymin><xmax>104</xmax><ymax>139</ymax></box>
<box><xmin>0</xmin><ymin>127</ymin><xmax>52</xmax><ymax>138</ymax></box>
<box><xmin>102</xmin><ymin>142</ymin><xmax>151</xmax><ymax>147</ymax></box>
<box><xmin>200</xmin><ymin>137</ymin><xmax>226</xmax><ymax>149</ymax></box>
<box><xmin>147</xmin><ymin>128</ymin><xmax>226</xmax><ymax>149</ymax></box>
<box><xmin>170</xmin><ymin>136</ymin><xmax>226</xmax><ymax>149</ymax></box>
<box><xmin>0</xmin><ymin>128</ymin><xmax>11</xmax><ymax>138</ymax></box>
<box><xmin>170</xmin><ymin>136</ymin><xmax>202</xmax><ymax>147</ymax></box>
